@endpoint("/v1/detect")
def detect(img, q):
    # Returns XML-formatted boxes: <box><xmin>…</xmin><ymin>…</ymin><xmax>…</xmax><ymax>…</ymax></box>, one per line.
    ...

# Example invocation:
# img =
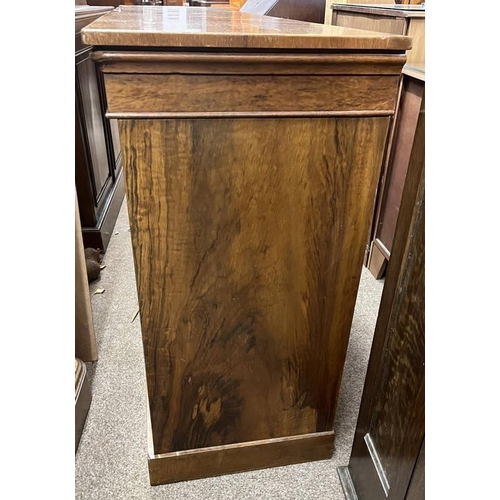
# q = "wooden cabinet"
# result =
<box><xmin>75</xmin><ymin>5</ymin><xmax>125</xmax><ymax>252</ymax></box>
<box><xmin>82</xmin><ymin>5</ymin><xmax>410</xmax><ymax>485</ymax></box>
<box><xmin>338</xmin><ymin>87</ymin><xmax>424</xmax><ymax>500</ymax></box>
<box><xmin>330</xmin><ymin>3</ymin><xmax>425</xmax><ymax>66</ymax></box>
<box><xmin>368</xmin><ymin>64</ymin><xmax>424</xmax><ymax>278</ymax></box>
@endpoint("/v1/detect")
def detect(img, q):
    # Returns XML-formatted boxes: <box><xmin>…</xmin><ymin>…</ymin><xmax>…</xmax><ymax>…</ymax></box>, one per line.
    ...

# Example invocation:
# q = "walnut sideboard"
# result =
<box><xmin>82</xmin><ymin>5</ymin><xmax>410</xmax><ymax>485</ymax></box>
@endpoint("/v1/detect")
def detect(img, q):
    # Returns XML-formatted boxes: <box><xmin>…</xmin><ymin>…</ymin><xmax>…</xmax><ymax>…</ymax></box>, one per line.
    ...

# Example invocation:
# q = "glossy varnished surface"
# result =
<box><xmin>92</xmin><ymin>11</ymin><xmax>408</xmax><ymax>481</ymax></box>
<box><xmin>120</xmin><ymin>117</ymin><xmax>389</xmax><ymax>455</ymax></box>
<box><xmin>82</xmin><ymin>6</ymin><xmax>411</xmax><ymax>49</ymax></box>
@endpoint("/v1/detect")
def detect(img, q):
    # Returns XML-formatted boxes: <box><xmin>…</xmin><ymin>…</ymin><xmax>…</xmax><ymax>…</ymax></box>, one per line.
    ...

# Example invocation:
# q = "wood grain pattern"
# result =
<box><xmin>148</xmin><ymin>431</ymin><xmax>334</xmax><ymax>484</ymax></box>
<box><xmin>105</xmin><ymin>73</ymin><xmax>399</xmax><ymax>115</ymax></box>
<box><xmin>347</xmin><ymin>88</ymin><xmax>425</xmax><ymax>500</ymax></box>
<box><xmin>93</xmin><ymin>51</ymin><xmax>407</xmax><ymax>75</ymax></box>
<box><xmin>81</xmin><ymin>6</ymin><xmax>411</xmax><ymax>50</ymax></box>
<box><xmin>406</xmin><ymin>18</ymin><xmax>425</xmax><ymax>65</ymax></box>
<box><xmin>378</xmin><ymin>79</ymin><xmax>424</xmax><ymax>254</ymax></box>
<box><xmin>367</xmin><ymin>75</ymin><xmax>424</xmax><ymax>279</ymax></box>
<box><xmin>405</xmin><ymin>439</ymin><xmax>425</xmax><ymax>500</ymax></box>
<box><xmin>120</xmin><ymin>116</ymin><xmax>389</xmax><ymax>455</ymax></box>
<box><xmin>333</xmin><ymin>12</ymin><xmax>407</xmax><ymax>36</ymax></box>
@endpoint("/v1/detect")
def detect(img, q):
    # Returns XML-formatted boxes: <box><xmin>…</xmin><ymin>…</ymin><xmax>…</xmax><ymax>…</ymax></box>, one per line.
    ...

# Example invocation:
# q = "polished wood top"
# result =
<box><xmin>331</xmin><ymin>3</ymin><xmax>425</xmax><ymax>18</ymax></box>
<box><xmin>81</xmin><ymin>6</ymin><xmax>411</xmax><ymax>50</ymax></box>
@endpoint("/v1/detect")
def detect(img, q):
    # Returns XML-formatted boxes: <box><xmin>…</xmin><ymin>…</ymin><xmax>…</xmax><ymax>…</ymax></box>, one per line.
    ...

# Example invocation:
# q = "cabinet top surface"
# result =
<box><xmin>331</xmin><ymin>3</ymin><xmax>425</xmax><ymax>18</ymax></box>
<box><xmin>81</xmin><ymin>6</ymin><xmax>411</xmax><ymax>50</ymax></box>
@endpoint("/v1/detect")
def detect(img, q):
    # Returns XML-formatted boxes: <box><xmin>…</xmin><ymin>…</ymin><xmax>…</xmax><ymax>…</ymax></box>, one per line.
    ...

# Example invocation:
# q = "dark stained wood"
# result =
<box><xmin>80</xmin><ymin>170</ymin><xmax>125</xmax><ymax>251</ymax></box>
<box><xmin>120</xmin><ymin>116</ymin><xmax>389</xmax><ymax>455</ymax></box>
<box><xmin>149</xmin><ymin>431</ymin><xmax>334</xmax><ymax>484</ymax></box>
<box><xmin>81</xmin><ymin>6</ymin><xmax>411</xmax><ymax>50</ymax></box>
<box><xmin>75</xmin><ymin>5</ymin><xmax>125</xmax><ymax>252</ymax></box>
<box><xmin>267</xmin><ymin>0</ymin><xmax>325</xmax><ymax>24</ymax></box>
<box><xmin>240</xmin><ymin>0</ymin><xmax>326</xmax><ymax>24</ymax></box>
<box><xmin>405</xmin><ymin>439</ymin><xmax>425</xmax><ymax>500</ymax></box>
<box><xmin>88</xmin><ymin>6</ymin><xmax>407</xmax><ymax>483</ymax></box>
<box><xmin>345</xmin><ymin>87</ymin><xmax>425</xmax><ymax>500</ymax></box>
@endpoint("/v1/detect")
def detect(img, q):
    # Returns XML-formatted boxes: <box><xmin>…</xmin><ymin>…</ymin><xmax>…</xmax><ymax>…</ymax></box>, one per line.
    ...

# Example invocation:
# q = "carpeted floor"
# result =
<box><xmin>75</xmin><ymin>199</ymin><xmax>384</xmax><ymax>500</ymax></box>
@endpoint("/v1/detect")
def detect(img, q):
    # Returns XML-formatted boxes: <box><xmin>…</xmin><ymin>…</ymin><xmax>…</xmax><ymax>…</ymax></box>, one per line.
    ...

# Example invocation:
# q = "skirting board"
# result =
<box><xmin>147</xmin><ymin>428</ymin><xmax>335</xmax><ymax>485</ymax></box>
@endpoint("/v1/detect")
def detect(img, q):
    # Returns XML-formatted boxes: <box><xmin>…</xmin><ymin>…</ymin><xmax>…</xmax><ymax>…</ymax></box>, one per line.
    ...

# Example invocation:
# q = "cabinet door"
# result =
<box><xmin>76</xmin><ymin>55</ymin><xmax>112</xmax><ymax>206</ymax></box>
<box><xmin>344</xmin><ymin>96</ymin><xmax>425</xmax><ymax>500</ymax></box>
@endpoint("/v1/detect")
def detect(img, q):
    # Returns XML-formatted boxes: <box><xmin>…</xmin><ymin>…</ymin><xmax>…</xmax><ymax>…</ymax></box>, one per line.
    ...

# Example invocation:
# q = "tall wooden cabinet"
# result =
<box><xmin>338</xmin><ymin>85</ymin><xmax>424</xmax><ymax>500</ymax></box>
<box><xmin>75</xmin><ymin>5</ymin><xmax>125</xmax><ymax>252</ymax></box>
<box><xmin>82</xmin><ymin>6</ymin><xmax>410</xmax><ymax>485</ymax></box>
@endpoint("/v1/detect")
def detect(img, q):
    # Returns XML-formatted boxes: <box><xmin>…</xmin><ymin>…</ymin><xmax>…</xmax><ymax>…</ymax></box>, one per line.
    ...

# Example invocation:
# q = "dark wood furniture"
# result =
<box><xmin>82</xmin><ymin>6</ymin><xmax>410</xmax><ymax>485</ymax></box>
<box><xmin>75</xmin><ymin>358</ymin><xmax>92</xmax><ymax>452</ymax></box>
<box><xmin>338</xmin><ymin>89</ymin><xmax>424</xmax><ymax>500</ymax></box>
<box><xmin>75</xmin><ymin>5</ymin><xmax>125</xmax><ymax>252</ymax></box>
<box><xmin>368</xmin><ymin>64</ymin><xmax>424</xmax><ymax>278</ymax></box>
<box><xmin>241</xmin><ymin>0</ymin><xmax>326</xmax><ymax>23</ymax></box>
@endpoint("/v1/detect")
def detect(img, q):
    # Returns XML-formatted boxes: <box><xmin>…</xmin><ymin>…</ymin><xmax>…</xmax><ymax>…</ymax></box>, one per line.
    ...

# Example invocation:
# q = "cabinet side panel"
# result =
<box><xmin>119</xmin><ymin>117</ymin><xmax>389</xmax><ymax>455</ymax></box>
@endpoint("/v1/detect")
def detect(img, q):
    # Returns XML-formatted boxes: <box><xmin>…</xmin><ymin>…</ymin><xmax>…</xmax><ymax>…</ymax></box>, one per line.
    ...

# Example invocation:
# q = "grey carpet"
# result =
<box><xmin>75</xmin><ymin>199</ymin><xmax>383</xmax><ymax>499</ymax></box>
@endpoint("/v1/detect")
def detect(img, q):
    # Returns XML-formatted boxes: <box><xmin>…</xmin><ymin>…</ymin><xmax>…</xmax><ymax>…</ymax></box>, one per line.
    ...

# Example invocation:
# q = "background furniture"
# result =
<box><xmin>82</xmin><ymin>5</ymin><xmax>409</xmax><ymax>485</ymax></box>
<box><xmin>338</xmin><ymin>88</ymin><xmax>424</xmax><ymax>500</ymax></box>
<box><xmin>241</xmin><ymin>0</ymin><xmax>326</xmax><ymax>23</ymax></box>
<box><xmin>367</xmin><ymin>64</ymin><xmax>424</xmax><ymax>278</ymax></box>
<box><xmin>75</xmin><ymin>4</ymin><xmax>125</xmax><ymax>252</ymax></box>
<box><xmin>324</xmin><ymin>0</ymin><xmax>394</xmax><ymax>25</ymax></box>
<box><xmin>330</xmin><ymin>3</ymin><xmax>424</xmax><ymax>65</ymax></box>
<box><xmin>75</xmin><ymin>358</ymin><xmax>92</xmax><ymax>452</ymax></box>
<box><xmin>329</xmin><ymin>3</ymin><xmax>425</xmax><ymax>278</ymax></box>
<box><xmin>75</xmin><ymin>191</ymin><xmax>98</xmax><ymax>362</ymax></box>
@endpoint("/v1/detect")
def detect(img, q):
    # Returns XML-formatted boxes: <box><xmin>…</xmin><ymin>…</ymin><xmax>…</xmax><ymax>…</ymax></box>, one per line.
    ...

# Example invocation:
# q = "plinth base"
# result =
<box><xmin>148</xmin><ymin>429</ymin><xmax>335</xmax><ymax>485</ymax></box>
